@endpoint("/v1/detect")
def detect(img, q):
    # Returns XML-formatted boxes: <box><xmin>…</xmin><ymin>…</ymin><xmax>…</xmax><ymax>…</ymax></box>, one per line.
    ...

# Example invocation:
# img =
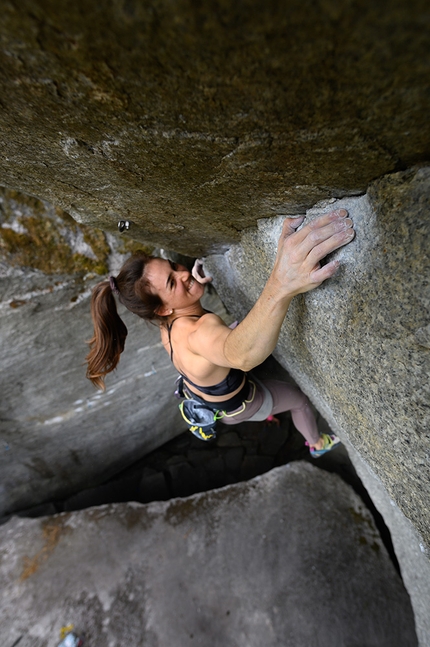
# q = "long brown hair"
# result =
<box><xmin>86</xmin><ymin>252</ymin><xmax>163</xmax><ymax>390</ymax></box>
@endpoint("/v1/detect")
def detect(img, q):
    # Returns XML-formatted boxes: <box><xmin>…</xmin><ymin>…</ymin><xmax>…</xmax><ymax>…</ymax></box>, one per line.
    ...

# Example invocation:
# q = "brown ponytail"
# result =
<box><xmin>86</xmin><ymin>281</ymin><xmax>128</xmax><ymax>390</ymax></box>
<box><xmin>86</xmin><ymin>252</ymin><xmax>164</xmax><ymax>390</ymax></box>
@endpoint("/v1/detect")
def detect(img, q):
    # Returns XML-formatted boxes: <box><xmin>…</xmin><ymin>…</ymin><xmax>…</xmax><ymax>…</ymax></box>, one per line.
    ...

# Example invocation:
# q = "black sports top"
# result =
<box><xmin>166</xmin><ymin>316</ymin><xmax>246</xmax><ymax>398</ymax></box>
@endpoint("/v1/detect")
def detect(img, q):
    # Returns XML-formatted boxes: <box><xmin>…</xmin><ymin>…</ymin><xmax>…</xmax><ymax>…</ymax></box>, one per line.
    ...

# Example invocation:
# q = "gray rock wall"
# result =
<box><xmin>0</xmin><ymin>464</ymin><xmax>417</xmax><ymax>647</ymax></box>
<box><xmin>0</xmin><ymin>1</ymin><xmax>428</xmax><ymax>642</ymax></box>
<box><xmin>0</xmin><ymin>0</ymin><xmax>429</xmax><ymax>254</ymax></box>
<box><xmin>0</xmin><ymin>189</ymin><xmax>184</xmax><ymax>517</ymax></box>
<box><xmin>205</xmin><ymin>166</ymin><xmax>430</xmax><ymax>644</ymax></box>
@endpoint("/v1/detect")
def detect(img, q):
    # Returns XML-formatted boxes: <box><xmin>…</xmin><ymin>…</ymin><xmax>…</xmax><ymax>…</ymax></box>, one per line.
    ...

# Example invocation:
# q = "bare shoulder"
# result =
<box><xmin>161</xmin><ymin>313</ymin><xmax>226</xmax><ymax>344</ymax></box>
<box><xmin>194</xmin><ymin>312</ymin><xmax>230</xmax><ymax>332</ymax></box>
<box><xmin>188</xmin><ymin>312</ymin><xmax>231</xmax><ymax>359</ymax></box>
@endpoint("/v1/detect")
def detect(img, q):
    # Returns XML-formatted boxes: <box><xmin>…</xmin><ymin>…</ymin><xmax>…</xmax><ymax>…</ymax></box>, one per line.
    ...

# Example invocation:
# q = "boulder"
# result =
<box><xmin>0</xmin><ymin>188</ymin><xmax>184</xmax><ymax>517</ymax></box>
<box><xmin>0</xmin><ymin>463</ymin><xmax>417</xmax><ymax>647</ymax></box>
<box><xmin>205</xmin><ymin>165</ymin><xmax>430</xmax><ymax>644</ymax></box>
<box><xmin>0</xmin><ymin>0</ymin><xmax>429</xmax><ymax>254</ymax></box>
<box><xmin>0</xmin><ymin>2</ymin><xmax>428</xmax><ymax>639</ymax></box>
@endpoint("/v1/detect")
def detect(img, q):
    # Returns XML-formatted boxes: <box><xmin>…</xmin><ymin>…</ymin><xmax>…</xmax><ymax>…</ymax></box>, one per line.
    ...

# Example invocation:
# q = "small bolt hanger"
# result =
<box><xmin>117</xmin><ymin>220</ymin><xmax>131</xmax><ymax>233</ymax></box>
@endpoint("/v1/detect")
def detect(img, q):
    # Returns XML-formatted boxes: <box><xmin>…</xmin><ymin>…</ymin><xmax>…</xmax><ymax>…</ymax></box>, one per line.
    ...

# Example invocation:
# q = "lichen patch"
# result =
<box><xmin>20</xmin><ymin>517</ymin><xmax>71</xmax><ymax>581</ymax></box>
<box><xmin>0</xmin><ymin>188</ymin><xmax>110</xmax><ymax>275</ymax></box>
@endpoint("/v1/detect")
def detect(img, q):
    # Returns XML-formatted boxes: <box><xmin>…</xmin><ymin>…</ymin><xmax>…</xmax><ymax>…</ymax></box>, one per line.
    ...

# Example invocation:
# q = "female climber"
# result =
<box><xmin>86</xmin><ymin>209</ymin><xmax>355</xmax><ymax>455</ymax></box>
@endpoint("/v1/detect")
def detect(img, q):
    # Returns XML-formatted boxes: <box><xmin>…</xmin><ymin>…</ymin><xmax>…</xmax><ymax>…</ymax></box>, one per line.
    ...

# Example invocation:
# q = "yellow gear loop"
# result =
<box><xmin>60</xmin><ymin>625</ymin><xmax>74</xmax><ymax>639</ymax></box>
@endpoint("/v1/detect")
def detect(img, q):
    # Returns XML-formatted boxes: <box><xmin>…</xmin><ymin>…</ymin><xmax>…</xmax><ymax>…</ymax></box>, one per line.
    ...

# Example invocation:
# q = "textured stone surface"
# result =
<box><xmin>0</xmin><ymin>463</ymin><xmax>417</xmax><ymax>646</ymax></box>
<box><xmin>0</xmin><ymin>189</ymin><xmax>185</xmax><ymax>517</ymax></box>
<box><xmin>0</xmin><ymin>4</ymin><xmax>428</xmax><ymax>639</ymax></box>
<box><xmin>0</xmin><ymin>0</ymin><xmax>429</xmax><ymax>254</ymax></box>
<box><xmin>205</xmin><ymin>165</ymin><xmax>430</xmax><ymax>644</ymax></box>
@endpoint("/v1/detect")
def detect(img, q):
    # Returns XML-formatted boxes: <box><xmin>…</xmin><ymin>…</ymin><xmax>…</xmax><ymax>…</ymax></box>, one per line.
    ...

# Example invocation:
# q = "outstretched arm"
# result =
<box><xmin>189</xmin><ymin>209</ymin><xmax>354</xmax><ymax>371</ymax></box>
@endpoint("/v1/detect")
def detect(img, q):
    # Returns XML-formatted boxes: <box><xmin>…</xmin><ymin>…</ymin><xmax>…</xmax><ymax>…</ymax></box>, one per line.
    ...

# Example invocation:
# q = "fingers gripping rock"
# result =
<box><xmin>274</xmin><ymin>209</ymin><xmax>355</xmax><ymax>297</ymax></box>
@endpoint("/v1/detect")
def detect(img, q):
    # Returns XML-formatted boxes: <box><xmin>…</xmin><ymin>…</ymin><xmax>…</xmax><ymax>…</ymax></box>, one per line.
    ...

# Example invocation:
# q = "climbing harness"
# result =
<box><xmin>174</xmin><ymin>375</ymin><xmax>259</xmax><ymax>441</ymax></box>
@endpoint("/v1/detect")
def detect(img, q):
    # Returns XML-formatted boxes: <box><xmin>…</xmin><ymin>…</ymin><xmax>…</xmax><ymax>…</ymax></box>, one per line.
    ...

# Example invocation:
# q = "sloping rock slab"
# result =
<box><xmin>0</xmin><ymin>189</ymin><xmax>185</xmax><ymax>517</ymax></box>
<box><xmin>0</xmin><ymin>463</ymin><xmax>416</xmax><ymax>647</ymax></box>
<box><xmin>205</xmin><ymin>166</ymin><xmax>430</xmax><ymax>644</ymax></box>
<box><xmin>206</xmin><ymin>166</ymin><xmax>430</xmax><ymax>549</ymax></box>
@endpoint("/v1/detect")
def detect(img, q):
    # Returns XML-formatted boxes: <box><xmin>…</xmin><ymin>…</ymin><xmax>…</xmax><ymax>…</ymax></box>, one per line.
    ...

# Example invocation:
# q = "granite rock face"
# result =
<box><xmin>0</xmin><ymin>2</ymin><xmax>428</xmax><ymax>641</ymax></box>
<box><xmin>0</xmin><ymin>0</ymin><xmax>429</xmax><ymax>254</ymax></box>
<box><xmin>0</xmin><ymin>463</ymin><xmax>417</xmax><ymax>647</ymax></box>
<box><xmin>205</xmin><ymin>165</ymin><xmax>430</xmax><ymax>644</ymax></box>
<box><xmin>0</xmin><ymin>188</ymin><xmax>184</xmax><ymax>517</ymax></box>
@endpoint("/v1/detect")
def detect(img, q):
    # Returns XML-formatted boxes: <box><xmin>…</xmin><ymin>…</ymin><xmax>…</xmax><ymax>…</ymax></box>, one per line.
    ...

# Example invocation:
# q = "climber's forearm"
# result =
<box><xmin>222</xmin><ymin>278</ymin><xmax>293</xmax><ymax>371</ymax></box>
<box><xmin>190</xmin><ymin>209</ymin><xmax>354</xmax><ymax>370</ymax></box>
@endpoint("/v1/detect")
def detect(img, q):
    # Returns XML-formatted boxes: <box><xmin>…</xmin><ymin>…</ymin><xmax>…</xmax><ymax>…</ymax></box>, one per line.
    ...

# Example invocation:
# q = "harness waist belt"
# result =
<box><xmin>184</xmin><ymin>377</ymin><xmax>250</xmax><ymax>413</ymax></box>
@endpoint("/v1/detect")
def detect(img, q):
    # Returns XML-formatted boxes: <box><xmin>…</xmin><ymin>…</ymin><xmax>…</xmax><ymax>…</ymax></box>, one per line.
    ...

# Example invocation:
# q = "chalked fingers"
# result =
<box><xmin>307</xmin><ymin>223</ymin><xmax>355</xmax><ymax>267</ymax></box>
<box><xmin>297</xmin><ymin>215</ymin><xmax>353</xmax><ymax>258</ymax></box>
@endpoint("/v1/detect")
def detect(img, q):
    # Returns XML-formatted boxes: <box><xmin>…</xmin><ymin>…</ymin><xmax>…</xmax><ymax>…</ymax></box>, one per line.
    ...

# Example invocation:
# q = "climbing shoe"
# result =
<box><xmin>308</xmin><ymin>433</ymin><xmax>341</xmax><ymax>458</ymax></box>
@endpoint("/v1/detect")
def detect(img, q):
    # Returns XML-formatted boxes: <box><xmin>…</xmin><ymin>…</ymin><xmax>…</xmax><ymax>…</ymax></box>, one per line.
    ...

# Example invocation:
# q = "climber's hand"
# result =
<box><xmin>270</xmin><ymin>209</ymin><xmax>355</xmax><ymax>298</ymax></box>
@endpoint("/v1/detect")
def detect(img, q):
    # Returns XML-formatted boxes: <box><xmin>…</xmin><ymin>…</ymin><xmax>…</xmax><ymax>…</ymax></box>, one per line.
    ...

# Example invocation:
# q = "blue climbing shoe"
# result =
<box><xmin>309</xmin><ymin>433</ymin><xmax>341</xmax><ymax>458</ymax></box>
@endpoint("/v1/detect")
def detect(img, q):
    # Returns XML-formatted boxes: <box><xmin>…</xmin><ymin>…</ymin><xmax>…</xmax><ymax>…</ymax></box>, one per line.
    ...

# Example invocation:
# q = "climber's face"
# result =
<box><xmin>144</xmin><ymin>258</ymin><xmax>204</xmax><ymax>315</ymax></box>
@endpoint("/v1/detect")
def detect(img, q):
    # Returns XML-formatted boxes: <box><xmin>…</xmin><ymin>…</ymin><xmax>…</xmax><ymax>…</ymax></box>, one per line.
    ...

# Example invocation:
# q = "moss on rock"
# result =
<box><xmin>0</xmin><ymin>188</ymin><xmax>110</xmax><ymax>275</ymax></box>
